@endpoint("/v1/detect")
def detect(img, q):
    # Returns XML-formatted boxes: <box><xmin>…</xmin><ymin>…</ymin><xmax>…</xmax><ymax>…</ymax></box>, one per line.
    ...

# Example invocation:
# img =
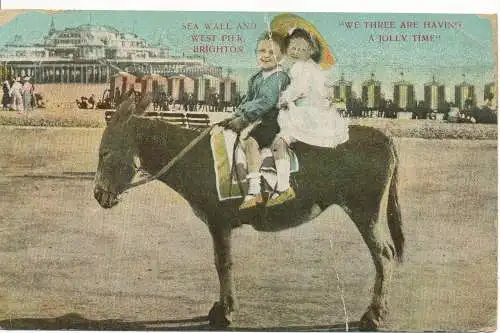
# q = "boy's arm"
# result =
<box><xmin>237</xmin><ymin>72</ymin><xmax>290</xmax><ymax>122</ymax></box>
<box><xmin>234</xmin><ymin>75</ymin><xmax>256</xmax><ymax>118</ymax></box>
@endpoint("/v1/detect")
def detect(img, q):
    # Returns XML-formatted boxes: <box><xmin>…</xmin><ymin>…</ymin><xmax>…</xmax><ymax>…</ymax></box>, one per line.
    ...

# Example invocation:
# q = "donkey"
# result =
<box><xmin>93</xmin><ymin>94</ymin><xmax>404</xmax><ymax>330</ymax></box>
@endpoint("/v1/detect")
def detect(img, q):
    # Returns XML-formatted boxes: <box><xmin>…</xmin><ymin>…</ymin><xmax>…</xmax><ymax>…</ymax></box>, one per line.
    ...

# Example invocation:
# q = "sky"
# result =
<box><xmin>0</xmin><ymin>10</ymin><xmax>497</xmax><ymax>102</ymax></box>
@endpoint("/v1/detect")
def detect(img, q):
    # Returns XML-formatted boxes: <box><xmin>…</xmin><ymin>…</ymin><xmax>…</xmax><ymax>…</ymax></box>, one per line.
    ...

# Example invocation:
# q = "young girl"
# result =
<box><xmin>267</xmin><ymin>28</ymin><xmax>349</xmax><ymax>207</ymax></box>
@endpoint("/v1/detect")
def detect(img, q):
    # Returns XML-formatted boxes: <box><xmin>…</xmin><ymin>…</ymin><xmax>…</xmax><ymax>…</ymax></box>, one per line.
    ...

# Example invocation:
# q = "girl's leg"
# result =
<box><xmin>272</xmin><ymin>137</ymin><xmax>291</xmax><ymax>192</ymax></box>
<box><xmin>267</xmin><ymin>136</ymin><xmax>295</xmax><ymax>207</ymax></box>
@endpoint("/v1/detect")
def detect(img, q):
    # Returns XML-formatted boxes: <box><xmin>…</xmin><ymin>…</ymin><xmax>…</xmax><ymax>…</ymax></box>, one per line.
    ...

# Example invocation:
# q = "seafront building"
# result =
<box><xmin>0</xmin><ymin>19</ymin><xmax>242</xmax><ymax>103</ymax></box>
<box><xmin>0</xmin><ymin>19</ymin><xmax>223</xmax><ymax>84</ymax></box>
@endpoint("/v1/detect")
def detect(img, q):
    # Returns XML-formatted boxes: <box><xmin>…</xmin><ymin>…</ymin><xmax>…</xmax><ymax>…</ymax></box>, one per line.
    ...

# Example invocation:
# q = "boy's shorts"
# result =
<box><xmin>248</xmin><ymin>112</ymin><xmax>280</xmax><ymax>148</ymax></box>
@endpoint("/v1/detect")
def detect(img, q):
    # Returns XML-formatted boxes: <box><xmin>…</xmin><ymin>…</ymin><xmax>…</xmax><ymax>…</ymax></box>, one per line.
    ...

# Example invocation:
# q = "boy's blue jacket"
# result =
<box><xmin>235</xmin><ymin>68</ymin><xmax>290</xmax><ymax>122</ymax></box>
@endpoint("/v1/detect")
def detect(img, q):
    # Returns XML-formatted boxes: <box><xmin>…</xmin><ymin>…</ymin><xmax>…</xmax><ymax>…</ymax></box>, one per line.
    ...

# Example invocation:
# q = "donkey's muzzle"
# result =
<box><xmin>94</xmin><ymin>186</ymin><xmax>119</xmax><ymax>209</ymax></box>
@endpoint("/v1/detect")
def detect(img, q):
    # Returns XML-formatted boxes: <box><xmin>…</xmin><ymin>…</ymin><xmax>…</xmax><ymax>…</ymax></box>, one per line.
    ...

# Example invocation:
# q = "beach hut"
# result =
<box><xmin>331</xmin><ymin>73</ymin><xmax>352</xmax><ymax>103</ymax></box>
<box><xmin>140</xmin><ymin>73</ymin><xmax>168</xmax><ymax>100</ymax></box>
<box><xmin>424</xmin><ymin>75</ymin><xmax>445</xmax><ymax>111</ymax></box>
<box><xmin>193</xmin><ymin>74</ymin><xmax>220</xmax><ymax>103</ymax></box>
<box><xmin>167</xmin><ymin>74</ymin><xmax>195</xmax><ymax>102</ymax></box>
<box><xmin>454</xmin><ymin>74</ymin><xmax>476</xmax><ymax>110</ymax></box>
<box><xmin>110</xmin><ymin>71</ymin><xmax>138</xmax><ymax>101</ymax></box>
<box><xmin>483</xmin><ymin>82</ymin><xmax>496</xmax><ymax>110</ymax></box>
<box><xmin>220</xmin><ymin>77</ymin><xmax>237</xmax><ymax>103</ymax></box>
<box><xmin>393</xmin><ymin>72</ymin><xmax>415</xmax><ymax>111</ymax></box>
<box><xmin>362</xmin><ymin>73</ymin><xmax>382</xmax><ymax>111</ymax></box>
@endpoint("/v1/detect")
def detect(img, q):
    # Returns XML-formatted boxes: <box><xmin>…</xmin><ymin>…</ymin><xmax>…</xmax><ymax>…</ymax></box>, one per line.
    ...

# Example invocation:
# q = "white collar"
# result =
<box><xmin>261</xmin><ymin>66</ymin><xmax>282</xmax><ymax>79</ymax></box>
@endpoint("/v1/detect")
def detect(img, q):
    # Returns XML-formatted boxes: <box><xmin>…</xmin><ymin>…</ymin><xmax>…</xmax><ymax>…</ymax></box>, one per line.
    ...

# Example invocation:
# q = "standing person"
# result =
<box><xmin>187</xmin><ymin>92</ymin><xmax>196</xmax><ymax>111</ymax></box>
<box><xmin>9</xmin><ymin>77</ymin><xmax>24</xmax><ymax>114</ymax></box>
<box><xmin>114</xmin><ymin>87</ymin><xmax>121</xmax><ymax>107</ymax></box>
<box><xmin>225</xmin><ymin>31</ymin><xmax>290</xmax><ymax>210</ymax></box>
<box><xmin>266</xmin><ymin>25</ymin><xmax>349</xmax><ymax>207</ymax></box>
<box><xmin>166</xmin><ymin>94</ymin><xmax>173</xmax><ymax>111</ymax></box>
<box><xmin>2</xmin><ymin>77</ymin><xmax>11</xmax><ymax>110</ymax></box>
<box><xmin>159</xmin><ymin>91</ymin><xmax>167</xmax><ymax>111</ymax></box>
<box><xmin>22</xmin><ymin>77</ymin><xmax>34</xmax><ymax>112</ymax></box>
<box><xmin>31</xmin><ymin>81</ymin><xmax>37</xmax><ymax>109</ymax></box>
<box><xmin>88</xmin><ymin>94</ymin><xmax>96</xmax><ymax>109</ymax></box>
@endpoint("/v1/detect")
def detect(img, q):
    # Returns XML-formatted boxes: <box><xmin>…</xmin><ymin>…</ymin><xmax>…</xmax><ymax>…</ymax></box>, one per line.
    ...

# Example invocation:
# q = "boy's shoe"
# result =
<box><xmin>239</xmin><ymin>194</ymin><xmax>263</xmax><ymax>210</ymax></box>
<box><xmin>265</xmin><ymin>187</ymin><xmax>296</xmax><ymax>207</ymax></box>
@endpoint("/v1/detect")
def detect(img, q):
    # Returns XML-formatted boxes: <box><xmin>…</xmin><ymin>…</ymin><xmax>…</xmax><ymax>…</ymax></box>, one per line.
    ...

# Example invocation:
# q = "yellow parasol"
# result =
<box><xmin>270</xmin><ymin>13</ymin><xmax>335</xmax><ymax>70</ymax></box>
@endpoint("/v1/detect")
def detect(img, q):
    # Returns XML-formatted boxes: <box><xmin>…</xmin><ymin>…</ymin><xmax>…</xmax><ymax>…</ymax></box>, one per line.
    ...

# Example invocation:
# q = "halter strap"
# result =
<box><xmin>123</xmin><ymin>125</ymin><xmax>214</xmax><ymax>191</ymax></box>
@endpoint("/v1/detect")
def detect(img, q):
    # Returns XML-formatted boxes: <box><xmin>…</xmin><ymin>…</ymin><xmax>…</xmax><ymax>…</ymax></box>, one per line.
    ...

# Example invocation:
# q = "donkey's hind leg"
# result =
<box><xmin>359</xmin><ymin>220</ymin><xmax>395</xmax><ymax>330</ymax></box>
<box><xmin>346</xmin><ymin>193</ymin><xmax>396</xmax><ymax>330</ymax></box>
<box><xmin>207</xmin><ymin>224</ymin><xmax>236</xmax><ymax>328</ymax></box>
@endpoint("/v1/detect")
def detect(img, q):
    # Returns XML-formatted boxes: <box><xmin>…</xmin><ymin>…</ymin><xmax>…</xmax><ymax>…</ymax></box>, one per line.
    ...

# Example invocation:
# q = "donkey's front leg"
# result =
<box><xmin>208</xmin><ymin>225</ymin><xmax>236</xmax><ymax>328</ymax></box>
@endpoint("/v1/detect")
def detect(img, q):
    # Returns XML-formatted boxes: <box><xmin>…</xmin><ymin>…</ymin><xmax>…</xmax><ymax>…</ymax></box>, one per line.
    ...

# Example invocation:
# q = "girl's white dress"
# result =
<box><xmin>278</xmin><ymin>59</ymin><xmax>349</xmax><ymax>148</ymax></box>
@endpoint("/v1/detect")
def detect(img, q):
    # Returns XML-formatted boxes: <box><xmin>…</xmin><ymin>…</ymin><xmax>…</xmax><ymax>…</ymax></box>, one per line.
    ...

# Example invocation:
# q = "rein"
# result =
<box><xmin>123</xmin><ymin>125</ymin><xmax>215</xmax><ymax>191</ymax></box>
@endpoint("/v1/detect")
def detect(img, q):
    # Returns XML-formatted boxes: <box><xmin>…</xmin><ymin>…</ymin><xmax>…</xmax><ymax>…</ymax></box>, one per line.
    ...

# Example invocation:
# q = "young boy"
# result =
<box><xmin>226</xmin><ymin>32</ymin><xmax>290</xmax><ymax>210</ymax></box>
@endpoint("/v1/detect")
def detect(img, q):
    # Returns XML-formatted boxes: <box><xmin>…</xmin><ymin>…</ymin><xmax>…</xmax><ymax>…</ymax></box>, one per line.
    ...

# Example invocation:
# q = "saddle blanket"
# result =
<box><xmin>210</xmin><ymin>126</ymin><xmax>299</xmax><ymax>201</ymax></box>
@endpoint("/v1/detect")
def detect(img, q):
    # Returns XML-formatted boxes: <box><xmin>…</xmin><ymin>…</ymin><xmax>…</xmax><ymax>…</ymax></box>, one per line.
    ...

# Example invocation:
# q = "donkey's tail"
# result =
<box><xmin>387</xmin><ymin>140</ymin><xmax>404</xmax><ymax>263</ymax></box>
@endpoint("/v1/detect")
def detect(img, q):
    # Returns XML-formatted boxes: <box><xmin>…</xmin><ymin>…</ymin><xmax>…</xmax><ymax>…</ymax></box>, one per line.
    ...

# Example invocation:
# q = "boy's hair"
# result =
<box><xmin>285</xmin><ymin>27</ymin><xmax>322</xmax><ymax>63</ymax></box>
<box><xmin>256</xmin><ymin>31</ymin><xmax>287</xmax><ymax>54</ymax></box>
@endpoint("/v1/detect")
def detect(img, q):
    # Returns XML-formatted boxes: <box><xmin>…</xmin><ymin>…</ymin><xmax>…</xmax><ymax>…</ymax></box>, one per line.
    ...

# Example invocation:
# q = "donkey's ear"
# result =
<box><xmin>113</xmin><ymin>93</ymin><xmax>136</xmax><ymax>122</ymax></box>
<box><xmin>117</xmin><ymin>89</ymin><xmax>135</xmax><ymax>105</ymax></box>
<box><xmin>134</xmin><ymin>92</ymin><xmax>152</xmax><ymax>115</ymax></box>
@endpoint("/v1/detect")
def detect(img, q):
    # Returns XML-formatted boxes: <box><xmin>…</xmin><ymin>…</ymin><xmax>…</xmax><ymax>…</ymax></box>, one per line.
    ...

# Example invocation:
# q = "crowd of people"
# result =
<box><xmin>2</xmin><ymin>76</ymin><xmax>38</xmax><ymax>114</ymax></box>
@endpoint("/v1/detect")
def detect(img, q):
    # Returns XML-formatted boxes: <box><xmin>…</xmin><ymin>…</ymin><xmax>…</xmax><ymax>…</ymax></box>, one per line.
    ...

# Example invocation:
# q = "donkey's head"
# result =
<box><xmin>93</xmin><ymin>91</ymin><xmax>151</xmax><ymax>208</ymax></box>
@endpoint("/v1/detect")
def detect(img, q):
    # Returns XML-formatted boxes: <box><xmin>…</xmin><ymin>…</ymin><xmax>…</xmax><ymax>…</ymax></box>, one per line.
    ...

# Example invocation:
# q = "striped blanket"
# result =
<box><xmin>210</xmin><ymin>126</ymin><xmax>298</xmax><ymax>201</ymax></box>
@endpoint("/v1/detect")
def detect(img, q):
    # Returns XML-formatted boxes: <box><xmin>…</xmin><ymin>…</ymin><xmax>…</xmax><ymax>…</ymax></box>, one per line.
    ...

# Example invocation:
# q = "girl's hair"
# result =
<box><xmin>286</xmin><ymin>27</ymin><xmax>322</xmax><ymax>63</ymax></box>
<box><xmin>257</xmin><ymin>31</ymin><xmax>287</xmax><ymax>54</ymax></box>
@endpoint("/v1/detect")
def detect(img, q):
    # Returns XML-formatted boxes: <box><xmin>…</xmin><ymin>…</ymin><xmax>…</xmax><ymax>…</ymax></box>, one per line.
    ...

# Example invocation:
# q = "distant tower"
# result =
<box><xmin>362</xmin><ymin>73</ymin><xmax>381</xmax><ymax>109</ymax></box>
<box><xmin>332</xmin><ymin>73</ymin><xmax>352</xmax><ymax>102</ymax></box>
<box><xmin>393</xmin><ymin>72</ymin><xmax>415</xmax><ymax>110</ymax></box>
<box><xmin>48</xmin><ymin>17</ymin><xmax>56</xmax><ymax>36</ymax></box>
<box><xmin>454</xmin><ymin>74</ymin><xmax>476</xmax><ymax>110</ymax></box>
<box><xmin>424</xmin><ymin>75</ymin><xmax>446</xmax><ymax>111</ymax></box>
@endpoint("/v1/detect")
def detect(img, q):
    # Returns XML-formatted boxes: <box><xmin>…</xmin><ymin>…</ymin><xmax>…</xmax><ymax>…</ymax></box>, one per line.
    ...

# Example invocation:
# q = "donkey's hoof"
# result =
<box><xmin>208</xmin><ymin>301</ymin><xmax>231</xmax><ymax>329</ymax></box>
<box><xmin>359</xmin><ymin>307</ymin><xmax>385</xmax><ymax>331</ymax></box>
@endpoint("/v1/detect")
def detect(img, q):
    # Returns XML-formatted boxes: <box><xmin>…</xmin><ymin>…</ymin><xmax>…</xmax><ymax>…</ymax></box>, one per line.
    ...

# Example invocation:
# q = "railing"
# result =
<box><xmin>105</xmin><ymin>110</ymin><xmax>211</xmax><ymax>129</ymax></box>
